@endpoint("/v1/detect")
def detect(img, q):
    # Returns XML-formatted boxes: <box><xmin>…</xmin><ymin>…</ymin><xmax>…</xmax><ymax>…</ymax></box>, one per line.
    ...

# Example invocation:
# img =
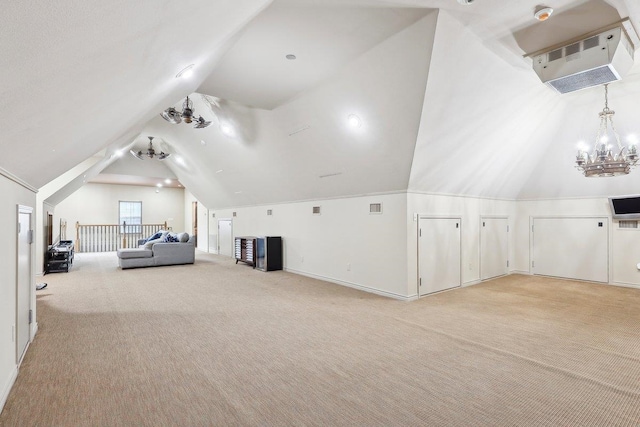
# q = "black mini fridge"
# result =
<box><xmin>255</xmin><ymin>236</ymin><xmax>283</xmax><ymax>271</ymax></box>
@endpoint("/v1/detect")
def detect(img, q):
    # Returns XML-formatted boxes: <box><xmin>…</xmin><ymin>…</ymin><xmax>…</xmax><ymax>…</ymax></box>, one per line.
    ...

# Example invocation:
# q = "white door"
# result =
<box><xmin>419</xmin><ymin>217</ymin><xmax>461</xmax><ymax>296</ymax></box>
<box><xmin>532</xmin><ymin>217</ymin><xmax>608</xmax><ymax>283</ymax></box>
<box><xmin>17</xmin><ymin>207</ymin><xmax>32</xmax><ymax>363</ymax></box>
<box><xmin>218</xmin><ymin>220</ymin><xmax>233</xmax><ymax>257</ymax></box>
<box><xmin>480</xmin><ymin>217</ymin><xmax>509</xmax><ymax>280</ymax></box>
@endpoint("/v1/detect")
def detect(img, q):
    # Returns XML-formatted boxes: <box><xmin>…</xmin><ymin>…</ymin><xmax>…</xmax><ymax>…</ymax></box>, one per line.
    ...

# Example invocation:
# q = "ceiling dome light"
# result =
<box><xmin>176</xmin><ymin>64</ymin><xmax>195</xmax><ymax>79</ymax></box>
<box><xmin>164</xmin><ymin>179</ymin><xmax>171</xmax><ymax>184</ymax></box>
<box><xmin>220</xmin><ymin>123</ymin><xmax>234</xmax><ymax>137</ymax></box>
<box><xmin>286</xmin><ymin>54</ymin><xmax>297</xmax><ymax>60</ymax></box>
<box><xmin>534</xmin><ymin>6</ymin><xmax>553</xmax><ymax>21</ymax></box>
<box><xmin>348</xmin><ymin>114</ymin><xmax>362</xmax><ymax>128</ymax></box>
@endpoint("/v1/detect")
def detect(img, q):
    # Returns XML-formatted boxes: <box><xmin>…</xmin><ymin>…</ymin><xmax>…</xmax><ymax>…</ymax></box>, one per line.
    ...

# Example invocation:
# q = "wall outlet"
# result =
<box><xmin>347</xmin><ymin>263</ymin><xmax>351</xmax><ymax>271</ymax></box>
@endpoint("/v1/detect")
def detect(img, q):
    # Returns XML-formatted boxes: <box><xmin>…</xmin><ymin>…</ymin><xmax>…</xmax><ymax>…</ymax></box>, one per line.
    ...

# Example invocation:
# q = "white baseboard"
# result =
<box><xmin>609</xmin><ymin>281</ymin><xmax>640</xmax><ymax>290</ymax></box>
<box><xmin>462</xmin><ymin>279</ymin><xmax>481</xmax><ymax>287</ymax></box>
<box><xmin>510</xmin><ymin>270</ymin><xmax>531</xmax><ymax>275</ymax></box>
<box><xmin>31</xmin><ymin>322</ymin><xmax>38</xmax><ymax>340</ymax></box>
<box><xmin>0</xmin><ymin>366</ymin><xmax>18</xmax><ymax>415</ymax></box>
<box><xmin>284</xmin><ymin>268</ymin><xmax>411</xmax><ymax>301</ymax></box>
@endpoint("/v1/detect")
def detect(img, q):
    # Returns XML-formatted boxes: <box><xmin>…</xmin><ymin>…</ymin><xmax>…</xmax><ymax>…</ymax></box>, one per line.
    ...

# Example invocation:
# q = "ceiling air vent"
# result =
<box><xmin>267</xmin><ymin>209</ymin><xmax>273</xmax><ymax>216</ymax></box>
<box><xmin>233</xmin><ymin>212</ymin><xmax>237</xmax><ymax>217</ymax></box>
<box><xmin>369</xmin><ymin>203</ymin><xmax>382</xmax><ymax>214</ymax></box>
<box><xmin>619</xmin><ymin>220</ymin><xmax>638</xmax><ymax>229</ymax></box>
<box><xmin>532</xmin><ymin>25</ymin><xmax>636</xmax><ymax>94</ymax></box>
<box><xmin>312</xmin><ymin>206</ymin><xmax>321</xmax><ymax>215</ymax></box>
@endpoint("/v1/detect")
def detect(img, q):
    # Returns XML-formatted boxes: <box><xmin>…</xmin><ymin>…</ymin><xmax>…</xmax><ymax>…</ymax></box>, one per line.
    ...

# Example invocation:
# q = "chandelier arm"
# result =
<box><xmin>608</xmin><ymin>115</ymin><xmax>624</xmax><ymax>150</ymax></box>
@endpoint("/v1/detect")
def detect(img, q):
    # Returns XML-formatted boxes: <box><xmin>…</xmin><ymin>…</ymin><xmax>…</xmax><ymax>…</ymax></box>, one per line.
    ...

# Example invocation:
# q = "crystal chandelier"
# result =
<box><xmin>575</xmin><ymin>84</ymin><xmax>638</xmax><ymax>177</ymax></box>
<box><xmin>160</xmin><ymin>96</ymin><xmax>211</xmax><ymax>129</ymax></box>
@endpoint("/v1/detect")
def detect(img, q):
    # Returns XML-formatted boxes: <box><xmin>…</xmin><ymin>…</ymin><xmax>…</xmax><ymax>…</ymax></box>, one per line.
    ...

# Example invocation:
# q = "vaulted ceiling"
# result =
<box><xmin>2</xmin><ymin>0</ymin><xmax>640</xmax><ymax>209</ymax></box>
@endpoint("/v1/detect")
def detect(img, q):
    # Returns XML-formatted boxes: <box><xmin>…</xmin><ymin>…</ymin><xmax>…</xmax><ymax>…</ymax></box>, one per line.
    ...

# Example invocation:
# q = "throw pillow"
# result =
<box><xmin>145</xmin><ymin>231</ymin><xmax>165</xmax><ymax>243</ymax></box>
<box><xmin>162</xmin><ymin>233</ymin><xmax>179</xmax><ymax>243</ymax></box>
<box><xmin>178</xmin><ymin>232</ymin><xmax>190</xmax><ymax>243</ymax></box>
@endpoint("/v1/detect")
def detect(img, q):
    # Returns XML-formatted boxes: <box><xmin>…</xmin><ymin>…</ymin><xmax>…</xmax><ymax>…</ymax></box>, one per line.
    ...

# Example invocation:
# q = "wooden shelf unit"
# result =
<box><xmin>235</xmin><ymin>236</ymin><xmax>257</xmax><ymax>268</ymax></box>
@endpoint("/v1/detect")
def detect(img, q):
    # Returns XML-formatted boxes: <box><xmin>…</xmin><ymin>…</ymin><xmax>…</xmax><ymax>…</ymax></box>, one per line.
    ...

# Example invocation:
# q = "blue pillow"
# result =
<box><xmin>145</xmin><ymin>231</ymin><xmax>164</xmax><ymax>243</ymax></box>
<box><xmin>162</xmin><ymin>233</ymin><xmax>179</xmax><ymax>243</ymax></box>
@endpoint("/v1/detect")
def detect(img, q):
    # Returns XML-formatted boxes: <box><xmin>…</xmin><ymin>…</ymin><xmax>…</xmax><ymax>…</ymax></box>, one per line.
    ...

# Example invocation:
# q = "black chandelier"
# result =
<box><xmin>161</xmin><ymin>96</ymin><xmax>211</xmax><ymax>129</ymax></box>
<box><xmin>130</xmin><ymin>136</ymin><xmax>170</xmax><ymax>160</ymax></box>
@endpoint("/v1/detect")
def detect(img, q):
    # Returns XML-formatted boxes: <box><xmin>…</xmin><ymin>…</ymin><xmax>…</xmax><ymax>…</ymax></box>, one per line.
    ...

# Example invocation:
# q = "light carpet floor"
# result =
<box><xmin>1</xmin><ymin>252</ymin><xmax>639</xmax><ymax>426</ymax></box>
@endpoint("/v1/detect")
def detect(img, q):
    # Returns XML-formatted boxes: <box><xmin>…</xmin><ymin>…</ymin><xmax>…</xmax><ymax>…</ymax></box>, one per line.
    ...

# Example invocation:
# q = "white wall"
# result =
<box><xmin>54</xmin><ymin>183</ymin><xmax>185</xmax><ymax>238</ymax></box>
<box><xmin>210</xmin><ymin>192</ymin><xmax>408</xmax><ymax>299</ymax></box>
<box><xmin>0</xmin><ymin>173</ymin><xmax>36</xmax><ymax>413</ymax></box>
<box><xmin>407</xmin><ymin>193</ymin><xmax>515</xmax><ymax>297</ymax></box>
<box><xmin>184</xmin><ymin>190</ymin><xmax>209</xmax><ymax>252</ymax></box>
<box><xmin>514</xmin><ymin>198</ymin><xmax>640</xmax><ymax>288</ymax></box>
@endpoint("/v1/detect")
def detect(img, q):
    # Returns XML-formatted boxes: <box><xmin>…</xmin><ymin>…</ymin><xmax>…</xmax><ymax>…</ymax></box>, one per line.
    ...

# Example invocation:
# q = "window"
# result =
<box><xmin>119</xmin><ymin>201</ymin><xmax>142</xmax><ymax>233</ymax></box>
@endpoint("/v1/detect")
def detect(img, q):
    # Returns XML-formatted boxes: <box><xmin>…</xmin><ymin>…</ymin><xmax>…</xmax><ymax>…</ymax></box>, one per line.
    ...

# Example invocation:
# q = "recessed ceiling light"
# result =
<box><xmin>456</xmin><ymin>0</ymin><xmax>474</xmax><ymax>4</ymax></box>
<box><xmin>348</xmin><ymin>114</ymin><xmax>362</xmax><ymax>128</ymax></box>
<box><xmin>534</xmin><ymin>6</ymin><xmax>553</xmax><ymax>21</ymax></box>
<box><xmin>220</xmin><ymin>123</ymin><xmax>234</xmax><ymax>137</ymax></box>
<box><xmin>164</xmin><ymin>179</ymin><xmax>171</xmax><ymax>184</ymax></box>
<box><xmin>286</xmin><ymin>54</ymin><xmax>297</xmax><ymax>60</ymax></box>
<box><xmin>176</xmin><ymin>64</ymin><xmax>195</xmax><ymax>79</ymax></box>
<box><xmin>216</xmin><ymin>169</ymin><xmax>224</xmax><ymax>173</ymax></box>
<box><xmin>234</xmin><ymin>191</ymin><xmax>242</xmax><ymax>194</ymax></box>
<box><xmin>157</xmin><ymin>183</ymin><xmax>163</xmax><ymax>188</ymax></box>
<box><xmin>200</xmin><ymin>139</ymin><xmax>206</xmax><ymax>146</ymax></box>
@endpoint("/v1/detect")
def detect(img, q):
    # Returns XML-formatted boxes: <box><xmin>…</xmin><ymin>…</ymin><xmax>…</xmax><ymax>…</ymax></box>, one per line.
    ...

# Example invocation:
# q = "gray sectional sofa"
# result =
<box><xmin>117</xmin><ymin>232</ymin><xmax>195</xmax><ymax>269</ymax></box>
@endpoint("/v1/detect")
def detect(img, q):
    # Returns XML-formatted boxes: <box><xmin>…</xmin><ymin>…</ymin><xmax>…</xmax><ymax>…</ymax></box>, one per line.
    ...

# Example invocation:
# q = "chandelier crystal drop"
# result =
<box><xmin>575</xmin><ymin>84</ymin><xmax>638</xmax><ymax>177</ymax></box>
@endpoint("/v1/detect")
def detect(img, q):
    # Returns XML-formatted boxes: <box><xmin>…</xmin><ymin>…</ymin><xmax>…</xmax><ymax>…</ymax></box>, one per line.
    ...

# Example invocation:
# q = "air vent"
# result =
<box><xmin>312</xmin><ymin>206</ymin><xmax>321</xmax><ymax>215</ymax></box>
<box><xmin>548</xmin><ymin>48</ymin><xmax>563</xmax><ymax>62</ymax></box>
<box><xmin>233</xmin><ymin>212</ymin><xmax>237</xmax><ymax>217</ymax></box>
<box><xmin>548</xmin><ymin>65</ymin><xmax>617</xmax><ymax>94</ymax></box>
<box><xmin>583</xmin><ymin>35</ymin><xmax>599</xmax><ymax>50</ymax></box>
<box><xmin>619</xmin><ymin>220</ymin><xmax>638</xmax><ymax>229</ymax></box>
<box><xmin>212</xmin><ymin>213</ymin><xmax>215</xmax><ymax>218</ymax></box>
<box><xmin>267</xmin><ymin>209</ymin><xmax>273</xmax><ymax>216</ymax></box>
<box><xmin>532</xmin><ymin>26</ymin><xmax>635</xmax><ymax>94</ymax></box>
<box><xmin>369</xmin><ymin>203</ymin><xmax>382</xmax><ymax>214</ymax></box>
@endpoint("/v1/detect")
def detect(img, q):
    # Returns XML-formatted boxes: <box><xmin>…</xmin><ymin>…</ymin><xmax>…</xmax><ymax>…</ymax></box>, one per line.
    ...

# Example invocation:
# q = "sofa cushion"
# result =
<box><xmin>143</xmin><ymin>237</ymin><xmax>163</xmax><ymax>249</ymax></box>
<box><xmin>117</xmin><ymin>248</ymin><xmax>153</xmax><ymax>259</ymax></box>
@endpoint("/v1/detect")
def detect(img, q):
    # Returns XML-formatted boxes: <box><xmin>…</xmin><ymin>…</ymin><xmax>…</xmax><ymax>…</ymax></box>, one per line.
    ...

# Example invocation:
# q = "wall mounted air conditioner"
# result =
<box><xmin>532</xmin><ymin>24</ymin><xmax>637</xmax><ymax>94</ymax></box>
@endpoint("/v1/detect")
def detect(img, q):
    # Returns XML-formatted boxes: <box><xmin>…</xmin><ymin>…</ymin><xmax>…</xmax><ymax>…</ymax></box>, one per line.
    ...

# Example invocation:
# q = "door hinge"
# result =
<box><xmin>507</xmin><ymin>260</ymin><xmax>509</xmax><ymax>268</ymax></box>
<box><xmin>483</xmin><ymin>221</ymin><xmax>485</xmax><ymax>227</ymax></box>
<box><xmin>18</xmin><ymin>223</ymin><xmax>21</xmax><ymax>233</ymax></box>
<box><xmin>419</xmin><ymin>229</ymin><xmax>421</xmax><ymax>237</ymax></box>
<box><xmin>456</xmin><ymin>223</ymin><xmax>459</xmax><ymax>228</ymax></box>
<box><xmin>507</xmin><ymin>225</ymin><xmax>509</xmax><ymax>232</ymax></box>
<box><xmin>532</xmin><ymin>261</ymin><xmax>535</xmax><ymax>268</ymax></box>
<box><xmin>419</xmin><ymin>278</ymin><xmax>422</xmax><ymax>286</ymax></box>
<box><xmin>28</xmin><ymin>230</ymin><xmax>34</xmax><ymax>244</ymax></box>
<box><xmin>29</xmin><ymin>309</ymin><xmax>33</xmax><ymax>324</ymax></box>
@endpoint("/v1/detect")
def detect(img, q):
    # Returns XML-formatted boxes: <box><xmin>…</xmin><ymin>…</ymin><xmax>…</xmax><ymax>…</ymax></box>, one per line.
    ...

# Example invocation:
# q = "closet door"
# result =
<box><xmin>532</xmin><ymin>217</ymin><xmax>608</xmax><ymax>283</ymax></box>
<box><xmin>419</xmin><ymin>217</ymin><xmax>461</xmax><ymax>296</ymax></box>
<box><xmin>480</xmin><ymin>217</ymin><xmax>508</xmax><ymax>280</ymax></box>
